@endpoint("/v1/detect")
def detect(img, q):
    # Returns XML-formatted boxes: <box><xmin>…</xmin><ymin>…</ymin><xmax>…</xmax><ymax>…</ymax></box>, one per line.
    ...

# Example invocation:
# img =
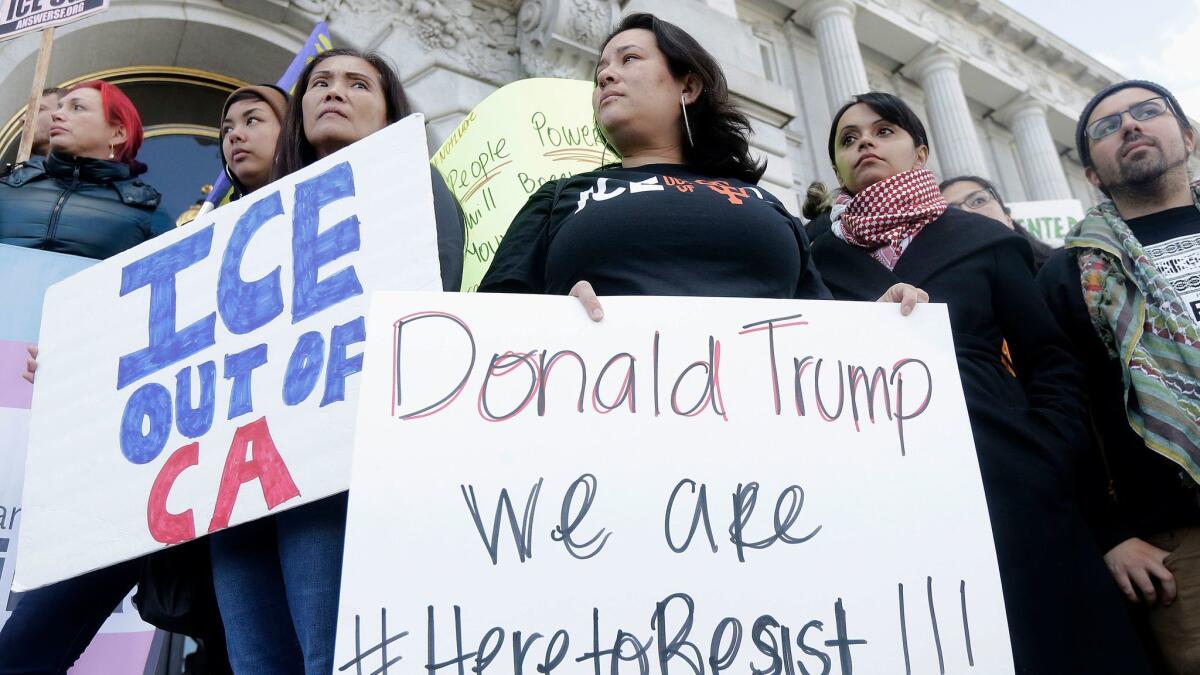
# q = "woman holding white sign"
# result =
<box><xmin>204</xmin><ymin>48</ymin><xmax>465</xmax><ymax>675</ymax></box>
<box><xmin>808</xmin><ymin>91</ymin><xmax>1151</xmax><ymax>674</ymax></box>
<box><xmin>479</xmin><ymin>14</ymin><xmax>924</xmax><ymax>314</ymax></box>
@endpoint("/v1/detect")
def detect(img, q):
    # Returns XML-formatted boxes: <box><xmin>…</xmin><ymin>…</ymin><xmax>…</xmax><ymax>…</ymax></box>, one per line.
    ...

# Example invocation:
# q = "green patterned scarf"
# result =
<box><xmin>1065</xmin><ymin>189</ymin><xmax>1200</xmax><ymax>485</ymax></box>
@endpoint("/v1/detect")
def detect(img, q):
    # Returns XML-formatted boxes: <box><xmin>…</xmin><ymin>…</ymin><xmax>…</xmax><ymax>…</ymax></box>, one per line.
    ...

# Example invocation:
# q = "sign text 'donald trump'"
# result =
<box><xmin>335</xmin><ymin>293</ymin><xmax>1016</xmax><ymax>675</ymax></box>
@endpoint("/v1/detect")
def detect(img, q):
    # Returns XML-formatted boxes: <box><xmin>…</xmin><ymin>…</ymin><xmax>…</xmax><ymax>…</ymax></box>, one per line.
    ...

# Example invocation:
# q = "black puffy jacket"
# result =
<box><xmin>0</xmin><ymin>153</ymin><xmax>174</xmax><ymax>260</ymax></box>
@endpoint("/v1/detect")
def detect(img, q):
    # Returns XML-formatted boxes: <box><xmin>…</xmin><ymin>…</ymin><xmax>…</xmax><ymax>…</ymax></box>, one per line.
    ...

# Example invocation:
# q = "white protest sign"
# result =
<box><xmin>0</xmin><ymin>0</ymin><xmax>106</xmax><ymax>41</ymax></box>
<box><xmin>15</xmin><ymin>115</ymin><xmax>443</xmax><ymax>591</ymax></box>
<box><xmin>334</xmin><ymin>293</ymin><xmax>1015</xmax><ymax>675</ymax></box>
<box><xmin>1009</xmin><ymin>199</ymin><xmax>1085</xmax><ymax>247</ymax></box>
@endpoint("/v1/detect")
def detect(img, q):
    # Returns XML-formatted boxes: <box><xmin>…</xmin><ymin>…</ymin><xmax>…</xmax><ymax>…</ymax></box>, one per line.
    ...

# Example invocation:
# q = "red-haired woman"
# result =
<box><xmin>0</xmin><ymin>80</ymin><xmax>173</xmax><ymax>257</ymax></box>
<box><xmin>0</xmin><ymin>82</ymin><xmax>185</xmax><ymax>673</ymax></box>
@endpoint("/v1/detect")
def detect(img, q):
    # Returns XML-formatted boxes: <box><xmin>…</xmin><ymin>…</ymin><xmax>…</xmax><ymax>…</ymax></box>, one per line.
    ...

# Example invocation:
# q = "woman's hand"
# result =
<box><xmin>570</xmin><ymin>281</ymin><xmax>604</xmax><ymax>322</ymax></box>
<box><xmin>877</xmin><ymin>283</ymin><xmax>929</xmax><ymax>316</ymax></box>
<box><xmin>22</xmin><ymin>344</ymin><xmax>38</xmax><ymax>384</ymax></box>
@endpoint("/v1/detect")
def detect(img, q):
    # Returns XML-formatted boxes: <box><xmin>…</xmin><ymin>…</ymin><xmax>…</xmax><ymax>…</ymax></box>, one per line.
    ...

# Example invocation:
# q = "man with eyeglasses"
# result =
<box><xmin>1038</xmin><ymin>80</ymin><xmax>1200</xmax><ymax>673</ymax></box>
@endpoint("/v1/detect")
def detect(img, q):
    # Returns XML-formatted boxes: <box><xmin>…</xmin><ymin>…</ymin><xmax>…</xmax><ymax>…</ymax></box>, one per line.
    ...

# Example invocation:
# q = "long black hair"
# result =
<box><xmin>827</xmin><ymin>92</ymin><xmax>929</xmax><ymax>164</ymax></box>
<box><xmin>598</xmin><ymin>13</ymin><xmax>765</xmax><ymax>183</ymax></box>
<box><xmin>272</xmin><ymin>48</ymin><xmax>412</xmax><ymax>180</ymax></box>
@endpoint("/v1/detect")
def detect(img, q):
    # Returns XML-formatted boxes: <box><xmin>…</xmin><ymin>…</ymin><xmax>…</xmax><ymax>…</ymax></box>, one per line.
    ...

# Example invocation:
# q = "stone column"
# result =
<box><xmin>998</xmin><ymin>95</ymin><xmax>1072</xmax><ymax>200</ymax></box>
<box><xmin>905</xmin><ymin>46</ymin><xmax>989</xmax><ymax>179</ymax></box>
<box><xmin>801</xmin><ymin>0</ymin><xmax>869</xmax><ymax>115</ymax></box>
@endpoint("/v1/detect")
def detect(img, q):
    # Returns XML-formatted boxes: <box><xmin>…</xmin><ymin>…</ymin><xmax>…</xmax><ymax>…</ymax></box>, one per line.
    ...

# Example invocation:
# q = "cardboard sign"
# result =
<box><xmin>334</xmin><ymin>293</ymin><xmax>1015</xmax><ymax>675</ymax></box>
<box><xmin>0</xmin><ymin>245</ymin><xmax>154</xmax><ymax>671</ymax></box>
<box><xmin>431</xmin><ymin>78</ymin><xmax>607</xmax><ymax>291</ymax></box>
<box><xmin>0</xmin><ymin>245</ymin><xmax>93</xmax><ymax>627</ymax></box>
<box><xmin>15</xmin><ymin>115</ymin><xmax>443</xmax><ymax>590</ymax></box>
<box><xmin>1009</xmin><ymin>199</ymin><xmax>1084</xmax><ymax>247</ymax></box>
<box><xmin>0</xmin><ymin>0</ymin><xmax>106</xmax><ymax>41</ymax></box>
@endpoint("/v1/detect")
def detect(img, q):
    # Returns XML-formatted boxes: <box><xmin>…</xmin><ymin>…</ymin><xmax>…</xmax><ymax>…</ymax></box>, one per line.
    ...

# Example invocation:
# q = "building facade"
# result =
<box><xmin>0</xmin><ymin>0</ymin><xmax>1121</xmax><ymax>218</ymax></box>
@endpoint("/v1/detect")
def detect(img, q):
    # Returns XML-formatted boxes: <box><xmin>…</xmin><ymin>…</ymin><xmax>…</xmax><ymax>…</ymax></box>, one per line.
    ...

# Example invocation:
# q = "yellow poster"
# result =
<box><xmin>432</xmin><ymin>78</ymin><xmax>609</xmax><ymax>291</ymax></box>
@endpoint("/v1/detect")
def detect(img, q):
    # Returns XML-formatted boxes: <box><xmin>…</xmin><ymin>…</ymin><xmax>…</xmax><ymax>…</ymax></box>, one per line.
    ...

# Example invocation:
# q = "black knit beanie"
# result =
<box><xmin>1075</xmin><ymin>79</ymin><xmax>1189</xmax><ymax>169</ymax></box>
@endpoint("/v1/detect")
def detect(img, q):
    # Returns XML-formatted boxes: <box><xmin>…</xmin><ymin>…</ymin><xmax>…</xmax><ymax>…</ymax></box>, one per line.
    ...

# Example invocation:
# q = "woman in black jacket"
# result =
<box><xmin>480</xmin><ymin>14</ymin><xmax>923</xmax><ymax>316</ymax></box>
<box><xmin>0</xmin><ymin>81</ymin><xmax>172</xmax><ymax>257</ymax></box>
<box><xmin>938</xmin><ymin>174</ymin><xmax>1056</xmax><ymax>270</ymax></box>
<box><xmin>0</xmin><ymin>81</ymin><xmax>178</xmax><ymax>674</ymax></box>
<box><xmin>808</xmin><ymin>91</ymin><xmax>1151</xmax><ymax>674</ymax></box>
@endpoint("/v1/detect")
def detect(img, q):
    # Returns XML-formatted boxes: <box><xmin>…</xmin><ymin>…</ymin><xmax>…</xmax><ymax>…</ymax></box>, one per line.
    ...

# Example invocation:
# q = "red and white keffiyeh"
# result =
<box><xmin>831</xmin><ymin>168</ymin><xmax>947</xmax><ymax>270</ymax></box>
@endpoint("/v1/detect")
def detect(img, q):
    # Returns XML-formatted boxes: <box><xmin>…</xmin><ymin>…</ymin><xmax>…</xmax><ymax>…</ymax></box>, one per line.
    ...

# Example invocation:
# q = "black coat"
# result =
<box><xmin>811</xmin><ymin>208</ymin><xmax>1152</xmax><ymax>674</ymax></box>
<box><xmin>0</xmin><ymin>154</ymin><xmax>174</xmax><ymax>260</ymax></box>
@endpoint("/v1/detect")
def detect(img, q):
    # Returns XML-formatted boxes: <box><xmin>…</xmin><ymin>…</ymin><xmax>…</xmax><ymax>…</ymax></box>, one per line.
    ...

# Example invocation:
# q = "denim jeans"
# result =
<box><xmin>0</xmin><ymin>558</ymin><xmax>140</xmax><ymax>674</ymax></box>
<box><xmin>208</xmin><ymin>493</ymin><xmax>348</xmax><ymax>675</ymax></box>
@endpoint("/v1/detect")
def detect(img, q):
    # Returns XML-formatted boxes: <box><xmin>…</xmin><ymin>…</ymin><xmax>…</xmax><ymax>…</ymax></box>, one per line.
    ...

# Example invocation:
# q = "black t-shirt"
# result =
<box><xmin>479</xmin><ymin>164</ymin><xmax>831</xmax><ymax>300</ymax></box>
<box><xmin>1037</xmin><ymin>204</ymin><xmax>1200</xmax><ymax>550</ymax></box>
<box><xmin>1126</xmin><ymin>205</ymin><xmax>1200</xmax><ymax>321</ymax></box>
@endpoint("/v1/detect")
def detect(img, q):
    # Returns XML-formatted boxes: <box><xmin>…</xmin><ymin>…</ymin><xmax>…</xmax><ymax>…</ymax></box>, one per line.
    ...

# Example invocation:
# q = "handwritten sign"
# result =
<box><xmin>431</xmin><ymin>78</ymin><xmax>607</xmax><ymax>291</ymax></box>
<box><xmin>0</xmin><ymin>245</ymin><xmax>93</xmax><ymax>627</ymax></box>
<box><xmin>0</xmin><ymin>0</ymin><xmax>106</xmax><ymax>41</ymax></box>
<box><xmin>15</xmin><ymin>115</ymin><xmax>443</xmax><ymax>591</ymax></box>
<box><xmin>334</xmin><ymin>293</ymin><xmax>1015</xmax><ymax>675</ymax></box>
<box><xmin>0</xmin><ymin>245</ymin><xmax>155</xmax><ymax>672</ymax></box>
<box><xmin>1009</xmin><ymin>199</ymin><xmax>1084</xmax><ymax>247</ymax></box>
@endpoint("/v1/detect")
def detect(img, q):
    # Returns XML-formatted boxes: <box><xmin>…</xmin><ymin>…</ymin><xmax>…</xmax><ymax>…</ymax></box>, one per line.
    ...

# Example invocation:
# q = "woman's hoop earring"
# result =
<box><xmin>680</xmin><ymin>94</ymin><xmax>694</xmax><ymax>148</ymax></box>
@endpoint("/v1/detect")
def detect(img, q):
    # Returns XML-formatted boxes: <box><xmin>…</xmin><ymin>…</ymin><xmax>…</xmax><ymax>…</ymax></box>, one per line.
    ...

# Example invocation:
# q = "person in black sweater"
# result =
<box><xmin>1038</xmin><ymin>80</ymin><xmax>1200</xmax><ymax>675</ymax></box>
<box><xmin>481</xmin><ymin>13</ymin><xmax>923</xmax><ymax>315</ymax></box>
<box><xmin>939</xmin><ymin>174</ymin><xmax>1056</xmax><ymax>270</ymax></box>
<box><xmin>809</xmin><ymin>92</ymin><xmax>1151</xmax><ymax>674</ymax></box>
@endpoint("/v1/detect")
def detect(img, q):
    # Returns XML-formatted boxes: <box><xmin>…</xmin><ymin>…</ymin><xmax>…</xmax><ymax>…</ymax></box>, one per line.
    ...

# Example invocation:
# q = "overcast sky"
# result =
<box><xmin>999</xmin><ymin>0</ymin><xmax>1200</xmax><ymax>118</ymax></box>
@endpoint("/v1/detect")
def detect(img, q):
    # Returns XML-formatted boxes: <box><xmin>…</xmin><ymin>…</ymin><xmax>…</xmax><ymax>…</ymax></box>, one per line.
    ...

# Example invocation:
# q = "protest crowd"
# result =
<box><xmin>0</xmin><ymin>7</ymin><xmax>1197</xmax><ymax>675</ymax></box>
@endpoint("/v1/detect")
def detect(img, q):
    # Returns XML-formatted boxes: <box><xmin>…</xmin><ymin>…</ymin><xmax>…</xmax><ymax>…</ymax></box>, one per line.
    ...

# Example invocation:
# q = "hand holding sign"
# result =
<box><xmin>334</xmin><ymin>292</ymin><xmax>1015</xmax><ymax>675</ymax></box>
<box><xmin>15</xmin><ymin>115</ymin><xmax>443</xmax><ymax>592</ymax></box>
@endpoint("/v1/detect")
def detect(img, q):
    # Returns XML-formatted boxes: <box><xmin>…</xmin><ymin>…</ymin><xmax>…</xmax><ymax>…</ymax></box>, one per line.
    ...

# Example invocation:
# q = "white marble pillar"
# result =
<box><xmin>803</xmin><ymin>0</ymin><xmax>870</xmax><ymax>115</ymax></box>
<box><xmin>1000</xmin><ymin>95</ymin><xmax>1072</xmax><ymax>200</ymax></box>
<box><xmin>906</xmin><ymin>47</ymin><xmax>989</xmax><ymax>179</ymax></box>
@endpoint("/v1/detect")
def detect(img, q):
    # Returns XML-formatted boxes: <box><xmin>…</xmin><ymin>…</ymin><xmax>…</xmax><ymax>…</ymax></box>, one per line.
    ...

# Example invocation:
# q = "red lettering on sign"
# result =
<box><xmin>207</xmin><ymin>416</ymin><xmax>301</xmax><ymax>533</ymax></box>
<box><xmin>146</xmin><ymin>442</ymin><xmax>199</xmax><ymax>544</ymax></box>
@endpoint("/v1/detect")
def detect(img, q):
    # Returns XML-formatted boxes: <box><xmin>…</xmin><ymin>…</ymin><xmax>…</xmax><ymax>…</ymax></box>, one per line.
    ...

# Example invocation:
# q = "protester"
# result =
<box><xmin>939</xmin><ymin>174</ymin><xmax>1056</xmax><ymax>269</ymax></box>
<box><xmin>205</xmin><ymin>48</ymin><xmax>464</xmax><ymax>675</ymax></box>
<box><xmin>808</xmin><ymin>91</ymin><xmax>1152</xmax><ymax>674</ymax></box>
<box><xmin>479</xmin><ymin>13</ymin><xmax>923</xmax><ymax>315</ymax></box>
<box><xmin>23</xmin><ymin>87</ymin><xmax>68</xmax><ymax>159</ymax></box>
<box><xmin>0</xmin><ymin>81</ymin><xmax>172</xmax><ymax>256</ymax></box>
<box><xmin>1038</xmin><ymin>80</ymin><xmax>1200</xmax><ymax>674</ymax></box>
<box><xmin>801</xmin><ymin>179</ymin><xmax>833</xmax><ymax>241</ymax></box>
<box><xmin>220</xmin><ymin>84</ymin><xmax>288</xmax><ymax>198</ymax></box>
<box><xmin>0</xmin><ymin>81</ymin><xmax>190</xmax><ymax>674</ymax></box>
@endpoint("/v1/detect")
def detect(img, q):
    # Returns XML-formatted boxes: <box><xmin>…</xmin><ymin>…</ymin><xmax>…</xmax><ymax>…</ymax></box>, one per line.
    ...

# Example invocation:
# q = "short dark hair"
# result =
<box><xmin>272</xmin><ymin>48</ymin><xmax>412</xmax><ymax>180</ymax></box>
<box><xmin>41</xmin><ymin>87</ymin><xmax>67</xmax><ymax>98</ymax></box>
<box><xmin>598</xmin><ymin>13</ymin><xmax>765</xmax><ymax>183</ymax></box>
<box><xmin>827</xmin><ymin>92</ymin><xmax>930</xmax><ymax>164</ymax></box>
<box><xmin>938</xmin><ymin>175</ymin><xmax>1010</xmax><ymax>215</ymax></box>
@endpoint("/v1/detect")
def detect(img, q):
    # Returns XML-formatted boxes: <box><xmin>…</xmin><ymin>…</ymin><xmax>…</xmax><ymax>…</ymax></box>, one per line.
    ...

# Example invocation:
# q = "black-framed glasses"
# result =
<box><xmin>1086</xmin><ymin>97</ymin><xmax>1173</xmax><ymax>140</ymax></box>
<box><xmin>946</xmin><ymin>187</ymin><xmax>997</xmax><ymax>211</ymax></box>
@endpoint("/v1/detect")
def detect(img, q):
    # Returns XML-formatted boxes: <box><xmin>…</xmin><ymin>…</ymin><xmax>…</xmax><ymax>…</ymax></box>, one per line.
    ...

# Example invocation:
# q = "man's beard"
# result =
<box><xmin>1099</xmin><ymin>132</ymin><xmax>1186</xmax><ymax>197</ymax></box>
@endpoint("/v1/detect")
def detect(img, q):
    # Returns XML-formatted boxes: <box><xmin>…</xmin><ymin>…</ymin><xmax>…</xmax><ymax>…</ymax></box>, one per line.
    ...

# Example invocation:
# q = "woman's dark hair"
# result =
<box><xmin>801</xmin><ymin>180</ymin><xmax>833</xmax><ymax>219</ymax></box>
<box><xmin>273</xmin><ymin>48</ymin><xmax>412</xmax><ymax>180</ymax></box>
<box><xmin>827</xmin><ymin>92</ymin><xmax>929</xmax><ymax>164</ymax></box>
<box><xmin>939</xmin><ymin>175</ymin><xmax>1011</xmax><ymax>215</ymax></box>
<box><xmin>598</xmin><ymin>13</ymin><xmax>765</xmax><ymax>183</ymax></box>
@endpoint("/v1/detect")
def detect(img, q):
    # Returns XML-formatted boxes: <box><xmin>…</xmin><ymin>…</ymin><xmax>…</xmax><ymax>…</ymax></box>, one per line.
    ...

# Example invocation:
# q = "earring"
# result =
<box><xmin>680</xmin><ymin>94</ymin><xmax>694</xmax><ymax>148</ymax></box>
<box><xmin>108</xmin><ymin>142</ymin><xmax>115</xmax><ymax>159</ymax></box>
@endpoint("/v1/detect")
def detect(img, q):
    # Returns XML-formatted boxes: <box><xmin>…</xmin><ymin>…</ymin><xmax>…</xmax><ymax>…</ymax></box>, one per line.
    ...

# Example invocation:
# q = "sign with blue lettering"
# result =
<box><xmin>0</xmin><ymin>0</ymin><xmax>107</xmax><ymax>42</ymax></box>
<box><xmin>14</xmin><ymin>115</ymin><xmax>442</xmax><ymax>590</ymax></box>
